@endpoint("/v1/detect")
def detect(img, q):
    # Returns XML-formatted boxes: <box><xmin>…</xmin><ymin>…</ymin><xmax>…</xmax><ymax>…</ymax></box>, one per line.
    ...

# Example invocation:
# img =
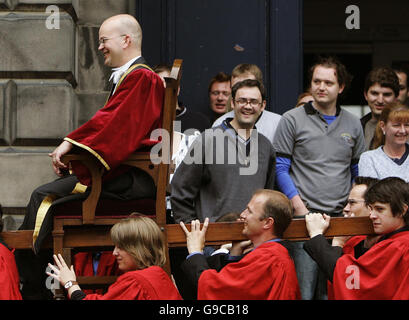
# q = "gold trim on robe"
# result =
<box><xmin>33</xmin><ymin>195</ymin><xmax>56</xmax><ymax>246</ymax></box>
<box><xmin>32</xmin><ymin>184</ymin><xmax>88</xmax><ymax>246</ymax></box>
<box><xmin>105</xmin><ymin>63</ymin><xmax>153</xmax><ymax>104</ymax></box>
<box><xmin>72</xmin><ymin>182</ymin><xmax>88</xmax><ymax>194</ymax></box>
<box><xmin>63</xmin><ymin>137</ymin><xmax>111</xmax><ymax>171</ymax></box>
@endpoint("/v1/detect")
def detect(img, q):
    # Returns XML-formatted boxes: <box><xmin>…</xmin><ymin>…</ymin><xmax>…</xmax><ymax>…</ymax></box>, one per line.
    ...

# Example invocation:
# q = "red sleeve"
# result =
<box><xmin>66</xmin><ymin>68</ymin><xmax>164</xmax><ymax>185</ymax></box>
<box><xmin>0</xmin><ymin>245</ymin><xmax>22</xmax><ymax>300</ymax></box>
<box><xmin>83</xmin><ymin>272</ymin><xmax>150</xmax><ymax>300</ymax></box>
<box><xmin>81</xmin><ymin>267</ymin><xmax>181</xmax><ymax>300</ymax></box>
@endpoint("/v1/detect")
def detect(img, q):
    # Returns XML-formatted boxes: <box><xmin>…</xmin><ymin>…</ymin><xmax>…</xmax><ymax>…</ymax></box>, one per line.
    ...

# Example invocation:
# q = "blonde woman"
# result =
<box><xmin>47</xmin><ymin>214</ymin><xmax>181</xmax><ymax>300</ymax></box>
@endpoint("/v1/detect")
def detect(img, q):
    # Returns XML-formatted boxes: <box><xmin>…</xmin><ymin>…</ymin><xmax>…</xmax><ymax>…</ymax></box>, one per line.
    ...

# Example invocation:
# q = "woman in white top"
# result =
<box><xmin>359</xmin><ymin>103</ymin><xmax>409</xmax><ymax>182</ymax></box>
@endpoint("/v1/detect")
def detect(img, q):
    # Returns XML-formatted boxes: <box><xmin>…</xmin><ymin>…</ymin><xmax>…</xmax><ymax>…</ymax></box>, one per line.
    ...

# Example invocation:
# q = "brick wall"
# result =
<box><xmin>0</xmin><ymin>0</ymin><xmax>133</xmax><ymax>229</ymax></box>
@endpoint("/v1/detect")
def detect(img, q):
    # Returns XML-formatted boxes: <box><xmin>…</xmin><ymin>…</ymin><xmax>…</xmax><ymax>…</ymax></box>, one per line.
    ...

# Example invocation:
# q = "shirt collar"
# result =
<box><xmin>109</xmin><ymin>56</ymin><xmax>141</xmax><ymax>84</ymax></box>
<box><xmin>378</xmin><ymin>225</ymin><xmax>409</xmax><ymax>242</ymax></box>
<box><xmin>303</xmin><ymin>101</ymin><xmax>342</xmax><ymax>117</ymax></box>
<box><xmin>250</xmin><ymin>238</ymin><xmax>281</xmax><ymax>253</ymax></box>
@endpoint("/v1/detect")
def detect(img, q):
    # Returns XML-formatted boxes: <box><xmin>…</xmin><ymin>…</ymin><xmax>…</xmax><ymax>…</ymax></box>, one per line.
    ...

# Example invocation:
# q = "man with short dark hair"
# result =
<box><xmin>361</xmin><ymin>67</ymin><xmax>399</xmax><ymax>149</ymax></box>
<box><xmin>212</xmin><ymin>63</ymin><xmax>282</xmax><ymax>143</ymax></box>
<box><xmin>208</xmin><ymin>72</ymin><xmax>231</xmax><ymax>122</ymax></box>
<box><xmin>171</xmin><ymin>79</ymin><xmax>276</xmax><ymax>223</ymax></box>
<box><xmin>273</xmin><ymin>56</ymin><xmax>365</xmax><ymax>300</ymax></box>
<box><xmin>304</xmin><ymin>177</ymin><xmax>409</xmax><ymax>300</ymax></box>
<box><xmin>342</xmin><ymin>176</ymin><xmax>379</xmax><ymax>218</ymax></box>
<box><xmin>180</xmin><ymin>189</ymin><xmax>300</xmax><ymax>300</ymax></box>
<box><xmin>332</xmin><ymin>176</ymin><xmax>379</xmax><ymax>249</ymax></box>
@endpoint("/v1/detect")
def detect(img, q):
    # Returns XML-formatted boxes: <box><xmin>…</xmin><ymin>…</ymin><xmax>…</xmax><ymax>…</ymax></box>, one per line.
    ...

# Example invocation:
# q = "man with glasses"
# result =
<box><xmin>342</xmin><ymin>176</ymin><xmax>378</xmax><ymax>218</ymax></box>
<box><xmin>207</xmin><ymin>72</ymin><xmax>231</xmax><ymax>122</ymax></box>
<box><xmin>330</xmin><ymin>176</ymin><xmax>380</xmax><ymax>251</ymax></box>
<box><xmin>212</xmin><ymin>64</ymin><xmax>282</xmax><ymax>143</ymax></box>
<box><xmin>171</xmin><ymin>79</ymin><xmax>276</xmax><ymax>223</ymax></box>
<box><xmin>16</xmin><ymin>14</ymin><xmax>164</xmax><ymax>299</ymax></box>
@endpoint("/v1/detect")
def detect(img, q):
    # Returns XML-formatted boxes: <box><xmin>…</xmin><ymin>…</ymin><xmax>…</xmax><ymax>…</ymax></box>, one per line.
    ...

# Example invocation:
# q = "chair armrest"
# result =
<box><xmin>61</xmin><ymin>154</ymin><xmax>104</xmax><ymax>224</ymax></box>
<box><xmin>0</xmin><ymin>230</ymin><xmax>52</xmax><ymax>249</ymax></box>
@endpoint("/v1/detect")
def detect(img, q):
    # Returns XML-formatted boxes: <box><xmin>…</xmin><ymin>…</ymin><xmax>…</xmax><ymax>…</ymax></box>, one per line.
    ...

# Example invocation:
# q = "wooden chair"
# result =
<box><xmin>47</xmin><ymin>59</ymin><xmax>182</xmax><ymax>297</ymax></box>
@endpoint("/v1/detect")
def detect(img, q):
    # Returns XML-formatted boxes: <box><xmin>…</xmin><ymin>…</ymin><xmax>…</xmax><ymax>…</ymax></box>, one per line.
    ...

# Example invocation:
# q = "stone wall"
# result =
<box><xmin>0</xmin><ymin>0</ymin><xmax>134</xmax><ymax>229</ymax></box>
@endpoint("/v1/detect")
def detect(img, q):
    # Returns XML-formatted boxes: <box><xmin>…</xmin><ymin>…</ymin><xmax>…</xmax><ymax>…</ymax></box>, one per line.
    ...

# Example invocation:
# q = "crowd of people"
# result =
<box><xmin>1</xmin><ymin>13</ymin><xmax>409</xmax><ymax>301</ymax></box>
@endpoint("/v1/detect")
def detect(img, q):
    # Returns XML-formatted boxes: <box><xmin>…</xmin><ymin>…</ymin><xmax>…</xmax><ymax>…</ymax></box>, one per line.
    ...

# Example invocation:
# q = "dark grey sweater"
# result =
<box><xmin>170</xmin><ymin>122</ymin><xmax>276</xmax><ymax>223</ymax></box>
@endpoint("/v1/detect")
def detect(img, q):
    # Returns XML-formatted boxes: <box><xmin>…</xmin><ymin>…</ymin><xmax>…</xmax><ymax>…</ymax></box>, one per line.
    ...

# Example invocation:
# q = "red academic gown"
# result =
<box><xmin>65</xmin><ymin>65</ymin><xmax>164</xmax><ymax>186</ymax></box>
<box><xmin>26</xmin><ymin>60</ymin><xmax>165</xmax><ymax>254</ymax></box>
<box><xmin>73</xmin><ymin>251</ymin><xmax>120</xmax><ymax>294</ymax></box>
<box><xmin>331</xmin><ymin>231</ymin><xmax>409</xmax><ymax>300</ymax></box>
<box><xmin>0</xmin><ymin>243</ymin><xmax>22</xmax><ymax>300</ymax></box>
<box><xmin>198</xmin><ymin>242</ymin><xmax>300</xmax><ymax>300</ymax></box>
<box><xmin>81</xmin><ymin>266</ymin><xmax>182</xmax><ymax>300</ymax></box>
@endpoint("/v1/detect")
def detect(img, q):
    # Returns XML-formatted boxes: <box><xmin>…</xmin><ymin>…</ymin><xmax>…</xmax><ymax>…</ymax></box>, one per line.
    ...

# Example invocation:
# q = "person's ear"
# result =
<box><xmin>261</xmin><ymin>100</ymin><xmax>266</xmax><ymax>112</ymax></box>
<box><xmin>401</xmin><ymin>204</ymin><xmax>409</xmax><ymax>217</ymax></box>
<box><xmin>263</xmin><ymin>217</ymin><xmax>274</xmax><ymax>230</ymax></box>
<box><xmin>364</xmin><ymin>90</ymin><xmax>369</xmax><ymax>102</ymax></box>
<box><xmin>338</xmin><ymin>83</ymin><xmax>345</xmax><ymax>95</ymax></box>
<box><xmin>123</xmin><ymin>34</ymin><xmax>131</xmax><ymax>48</ymax></box>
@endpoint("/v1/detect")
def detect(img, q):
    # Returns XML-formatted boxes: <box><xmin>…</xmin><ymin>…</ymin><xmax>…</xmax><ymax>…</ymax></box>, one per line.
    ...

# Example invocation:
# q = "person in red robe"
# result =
<box><xmin>180</xmin><ymin>189</ymin><xmax>301</xmax><ymax>300</ymax></box>
<box><xmin>304</xmin><ymin>177</ymin><xmax>409</xmax><ymax>300</ymax></box>
<box><xmin>20</xmin><ymin>13</ymin><xmax>164</xmax><ymax>254</ymax></box>
<box><xmin>15</xmin><ymin>14</ymin><xmax>165</xmax><ymax>300</ymax></box>
<box><xmin>47</xmin><ymin>214</ymin><xmax>181</xmax><ymax>300</ymax></box>
<box><xmin>0</xmin><ymin>207</ymin><xmax>23</xmax><ymax>300</ymax></box>
<box><xmin>0</xmin><ymin>242</ymin><xmax>22</xmax><ymax>300</ymax></box>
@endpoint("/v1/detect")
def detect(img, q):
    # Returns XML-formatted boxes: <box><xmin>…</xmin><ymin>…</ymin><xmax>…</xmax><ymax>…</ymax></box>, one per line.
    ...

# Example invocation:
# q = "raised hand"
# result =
<box><xmin>46</xmin><ymin>254</ymin><xmax>77</xmax><ymax>287</ymax></box>
<box><xmin>180</xmin><ymin>218</ymin><xmax>209</xmax><ymax>254</ymax></box>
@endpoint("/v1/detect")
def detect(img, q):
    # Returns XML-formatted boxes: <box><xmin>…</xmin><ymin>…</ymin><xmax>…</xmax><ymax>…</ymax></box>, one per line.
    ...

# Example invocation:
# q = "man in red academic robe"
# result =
<box><xmin>180</xmin><ymin>189</ymin><xmax>301</xmax><ymax>300</ymax></box>
<box><xmin>304</xmin><ymin>177</ymin><xmax>409</xmax><ymax>300</ymax></box>
<box><xmin>15</xmin><ymin>14</ymin><xmax>164</xmax><ymax>300</ymax></box>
